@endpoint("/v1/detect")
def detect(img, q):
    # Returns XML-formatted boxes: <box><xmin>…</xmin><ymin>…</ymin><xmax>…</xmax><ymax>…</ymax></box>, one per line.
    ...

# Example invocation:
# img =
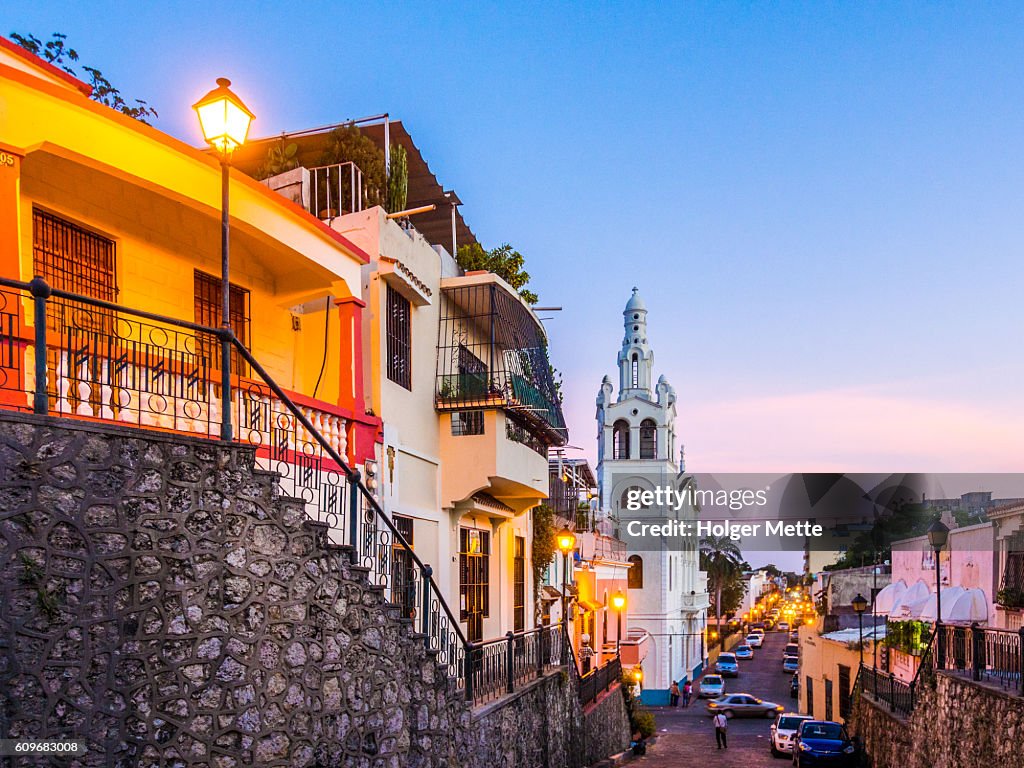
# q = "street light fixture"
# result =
<box><xmin>612</xmin><ymin>590</ymin><xmax>626</xmax><ymax>656</ymax></box>
<box><xmin>852</xmin><ymin>593</ymin><xmax>868</xmax><ymax>669</ymax></box>
<box><xmin>927</xmin><ymin>519</ymin><xmax>950</xmax><ymax>669</ymax></box>
<box><xmin>193</xmin><ymin>78</ymin><xmax>254</xmax><ymax>442</ymax></box>
<box><xmin>556</xmin><ymin>527</ymin><xmax>576</xmax><ymax>665</ymax></box>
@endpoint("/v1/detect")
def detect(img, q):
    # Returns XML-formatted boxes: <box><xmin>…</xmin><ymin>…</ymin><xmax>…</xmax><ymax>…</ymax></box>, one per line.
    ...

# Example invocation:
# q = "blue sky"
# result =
<box><xmin>10</xmin><ymin>1</ymin><xmax>1024</xmax><ymax>475</ymax></box>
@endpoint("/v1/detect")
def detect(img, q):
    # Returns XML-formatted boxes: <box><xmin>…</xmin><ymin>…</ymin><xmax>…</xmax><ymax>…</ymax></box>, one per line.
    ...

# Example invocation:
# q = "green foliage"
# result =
<box><xmin>885</xmin><ymin>620</ymin><xmax>932</xmax><ymax>656</ymax></box>
<box><xmin>996</xmin><ymin>587</ymin><xmax>1024</xmax><ymax>609</ymax></box>
<box><xmin>456</xmin><ymin>243</ymin><xmax>538</xmax><ymax>304</ymax></box>
<box><xmin>318</xmin><ymin>124</ymin><xmax>386</xmax><ymax>209</ymax></box>
<box><xmin>10</xmin><ymin>32</ymin><xmax>158</xmax><ymax>123</ymax></box>
<box><xmin>256</xmin><ymin>139</ymin><xmax>299</xmax><ymax>180</ymax></box>
<box><xmin>387</xmin><ymin>143</ymin><xmax>409</xmax><ymax>213</ymax></box>
<box><xmin>620</xmin><ymin>673</ymin><xmax>656</xmax><ymax>737</ymax></box>
<box><xmin>532</xmin><ymin>504</ymin><xmax>557</xmax><ymax>603</ymax></box>
<box><xmin>18</xmin><ymin>553</ymin><xmax>44</xmax><ymax>585</ymax></box>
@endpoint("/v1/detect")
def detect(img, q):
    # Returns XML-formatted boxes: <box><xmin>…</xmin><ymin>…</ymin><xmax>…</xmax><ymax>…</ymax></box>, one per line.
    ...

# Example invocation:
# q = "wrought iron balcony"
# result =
<box><xmin>436</xmin><ymin>275</ymin><xmax>566</xmax><ymax>449</ymax></box>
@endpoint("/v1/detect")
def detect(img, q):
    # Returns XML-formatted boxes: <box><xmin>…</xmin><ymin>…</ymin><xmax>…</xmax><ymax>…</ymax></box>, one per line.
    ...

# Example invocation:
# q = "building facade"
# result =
<box><xmin>594</xmin><ymin>288</ymin><xmax>708</xmax><ymax>703</ymax></box>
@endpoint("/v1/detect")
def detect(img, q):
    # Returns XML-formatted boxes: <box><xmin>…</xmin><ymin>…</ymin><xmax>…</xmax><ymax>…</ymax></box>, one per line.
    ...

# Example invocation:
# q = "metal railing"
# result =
<box><xmin>0</xmin><ymin>275</ymin><xmax>468</xmax><ymax>685</ymax></box>
<box><xmin>308</xmin><ymin>162</ymin><xmax>377</xmax><ymax>219</ymax></box>
<box><xmin>857</xmin><ymin>665</ymin><xmax>917</xmax><ymax>717</ymax></box>
<box><xmin>464</xmin><ymin>623</ymin><xmax>565</xmax><ymax>707</ymax></box>
<box><xmin>578</xmin><ymin>655</ymin><xmax>622</xmax><ymax>707</ymax></box>
<box><xmin>937</xmin><ymin>622</ymin><xmax>1024</xmax><ymax>695</ymax></box>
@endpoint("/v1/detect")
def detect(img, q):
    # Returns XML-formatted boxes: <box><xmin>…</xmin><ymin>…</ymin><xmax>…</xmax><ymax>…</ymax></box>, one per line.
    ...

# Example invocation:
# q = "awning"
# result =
<box><xmin>917</xmin><ymin>586</ymin><xmax>966</xmax><ymax>622</ymax></box>
<box><xmin>873</xmin><ymin>579</ymin><xmax>907</xmax><ymax>614</ymax></box>
<box><xmin>946</xmin><ymin>588</ymin><xmax>990</xmax><ymax>623</ymax></box>
<box><xmin>540</xmin><ymin>585</ymin><xmax>563</xmax><ymax>602</ymax></box>
<box><xmin>892</xmin><ymin>579</ymin><xmax>932</xmax><ymax>618</ymax></box>
<box><xmin>577</xmin><ymin>598</ymin><xmax>603</xmax><ymax>613</ymax></box>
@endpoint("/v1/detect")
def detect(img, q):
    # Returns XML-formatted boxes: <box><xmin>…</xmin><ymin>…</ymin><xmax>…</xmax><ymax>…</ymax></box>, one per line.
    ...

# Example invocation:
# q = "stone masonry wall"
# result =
<box><xmin>849</xmin><ymin>671</ymin><xmax>1024</xmax><ymax>768</ymax></box>
<box><xmin>0</xmin><ymin>413</ymin><xmax>630</xmax><ymax>768</ymax></box>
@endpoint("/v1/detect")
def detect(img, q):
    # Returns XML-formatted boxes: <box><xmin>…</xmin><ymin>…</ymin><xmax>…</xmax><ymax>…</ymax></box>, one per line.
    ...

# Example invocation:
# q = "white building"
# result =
<box><xmin>595</xmin><ymin>288</ymin><xmax>709</xmax><ymax>704</ymax></box>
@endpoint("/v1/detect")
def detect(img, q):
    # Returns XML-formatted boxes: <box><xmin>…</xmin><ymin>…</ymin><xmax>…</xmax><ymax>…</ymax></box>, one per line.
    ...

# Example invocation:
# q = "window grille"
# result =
<box><xmin>386</xmin><ymin>285</ymin><xmax>411</xmax><ymax>389</ymax></box>
<box><xmin>194</xmin><ymin>270</ymin><xmax>250</xmax><ymax>375</ymax></box>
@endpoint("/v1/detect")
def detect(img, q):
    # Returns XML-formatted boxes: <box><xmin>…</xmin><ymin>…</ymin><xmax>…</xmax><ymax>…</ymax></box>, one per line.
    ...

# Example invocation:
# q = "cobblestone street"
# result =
<box><xmin>633</xmin><ymin>632</ymin><xmax>798</xmax><ymax>766</ymax></box>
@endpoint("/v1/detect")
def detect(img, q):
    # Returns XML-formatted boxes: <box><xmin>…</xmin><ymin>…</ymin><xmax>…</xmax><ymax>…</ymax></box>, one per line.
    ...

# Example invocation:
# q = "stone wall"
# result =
<box><xmin>850</xmin><ymin>671</ymin><xmax>1024</xmax><ymax>768</ymax></box>
<box><xmin>466</xmin><ymin>670</ymin><xmax>630</xmax><ymax>768</ymax></box>
<box><xmin>0</xmin><ymin>414</ymin><xmax>630</xmax><ymax>767</ymax></box>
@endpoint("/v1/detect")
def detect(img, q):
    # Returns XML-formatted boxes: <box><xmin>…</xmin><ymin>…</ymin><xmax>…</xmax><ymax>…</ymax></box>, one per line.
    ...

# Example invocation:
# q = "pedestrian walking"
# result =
<box><xmin>669</xmin><ymin>680</ymin><xmax>680</xmax><ymax>707</ymax></box>
<box><xmin>713</xmin><ymin>711</ymin><xmax>728</xmax><ymax>749</ymax></box>
<box><xmin>682</xmin><ymin>680</ymin><xmax>692</xmax><ymax>707</ymax></box>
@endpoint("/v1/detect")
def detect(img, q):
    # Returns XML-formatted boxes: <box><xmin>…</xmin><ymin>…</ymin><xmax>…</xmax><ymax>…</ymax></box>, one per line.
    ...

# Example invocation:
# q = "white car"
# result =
<box><xmin>770</xmin><ymin>712</ymin><xmax>813</xmax><ymax>756</ymax></box>
<box><xmin>746</xmin><ymin>633</ymin><xmax>764</xmax><ymax>648</ymax></box>
<box><xmin>698</xmin><ymin>674</ymin><xmax>725</xmax><ymax>698</ymax></box>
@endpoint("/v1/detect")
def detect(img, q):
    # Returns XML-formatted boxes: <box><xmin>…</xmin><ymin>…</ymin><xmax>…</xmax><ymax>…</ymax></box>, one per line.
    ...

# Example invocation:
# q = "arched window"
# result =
<box><xmin>631</xmin><ymin>353</ymin><xmax>639</xmax><ymax>387</ymax></box>
<box><xmin>627</xmin><ymin>555</ymin><xmax>643</xmax><ymax>589</ymax></box>
<box><xmin>639</xmin><ymin>419</ymin><xmax>657</xmax><ymax>459</ymax></box>
<box><xmin>612</xmin><ymin>420</ymin><xmax>630</xmax><ymax>459</ymax></box>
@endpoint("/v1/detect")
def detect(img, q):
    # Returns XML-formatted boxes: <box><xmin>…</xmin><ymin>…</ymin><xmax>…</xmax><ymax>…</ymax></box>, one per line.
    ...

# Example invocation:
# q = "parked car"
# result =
<box><xmin>770</xmin><ymin>712</ymin><xmax>813</xmax><ymax>757</ymax></box>
<box><xmin>706</xmin><ymin>693</ymin><xmax>784</xmax><ymax>719</ymax></box>
<box><xmin>778</xmin><ymin>621</ymin><xmax>790</xmax><ymax>632</ymax></box>
<box><xmin>735</xmin><ymin>644</ymin><xmax>754</xmax><ymax>660</ymax></box>
<box><xmin>789</xmin><ymin>631</ymin><xmax>800</xmax><ymax>643</ymax></box>
<box><xmin>698</xmin><ymin>674</ymin><xmax>725</xmax><ymax>698</ymax></box>
<box><xmin>715</xmin><ymin>652</ymin><xmax>739</xmax><ymax>677</ymax></box>
<box><xmin>746</xmin><ymin>633</ymin><xmax>764</xmax><ymax>648</ymax></box>
<box><xmin>790</xmin><ymin>672</ymin><xmax>800</xmax><ymax>698</ymax></box>
<box><xmin>792</xmin><ymin>720</ymin><xmax>859</xmax><ymax>766</ymax></box>
<box><xmin>783</xmin><ymin>655</ymin><xmax>800</xmax><ymax>673</ymax></box>
<box><xmin>784</xmin><ymin>643</ymin><xmax>800</xmax><ymax>658</ymax></box>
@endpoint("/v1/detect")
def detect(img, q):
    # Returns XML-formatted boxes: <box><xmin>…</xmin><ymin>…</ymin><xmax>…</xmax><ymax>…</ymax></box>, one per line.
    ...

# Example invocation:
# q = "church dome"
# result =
<box><xmin>624</xmin><ymin>287</ymin><xmax>646</xmax><ymax>313</ymax></box>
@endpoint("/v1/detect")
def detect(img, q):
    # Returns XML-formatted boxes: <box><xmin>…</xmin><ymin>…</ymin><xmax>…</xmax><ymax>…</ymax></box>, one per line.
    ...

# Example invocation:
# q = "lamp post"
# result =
<box><xmin>852</xmin><ymin>593</ymin><xmax>868</xmax><ymax>669</ymax></box>
<box><xmin>193</xmin><ymin>78</ymin><xmax>254</xmax><ymax>442</ymax></box>
<box><xmin>927</xmin><ymin>519</ymin><xmax>950</xmax><ymax>669</ymax></box>
<box><xmin>556</xmin><ymin>527</ymin><xmax>576</xmax><ymax>665</ymax></box>
<box><xmin>872</xmin><ymin>562</ymin><xmax>881</xmax><ymax>671</ymax></box>
<box><xmin>612</xmin><ymin>590</ymin><xmax>626</xmax><ymax>656</ymax></box>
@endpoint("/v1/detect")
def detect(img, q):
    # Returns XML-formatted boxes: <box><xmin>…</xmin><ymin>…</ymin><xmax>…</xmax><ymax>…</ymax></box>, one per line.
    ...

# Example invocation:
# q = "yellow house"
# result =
<box><xmin>0</xmin><ymin>37</ymin><xmax>381</xmax><ymax>529</ymax></box>
<box><xmin>798</xmin><ymin>623</ymin><xmax>881</xmax><ymax>724</ymax></box>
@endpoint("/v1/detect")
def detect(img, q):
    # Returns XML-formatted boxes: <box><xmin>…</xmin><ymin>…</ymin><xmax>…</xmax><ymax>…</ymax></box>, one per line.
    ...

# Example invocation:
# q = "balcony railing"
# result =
<box><xmin>308</xmin><ymin>162</ymin><xmax>377</xmax><ymax>219</ymax></box>
<box><xmin>464</xmin><ymin>623</ymin><xmax>565</xmax><ymax>707</ymax></box>
<box><xmin>0</xmin><ymin>275</ymin><xmax>468</xmax><ymax>688</ymax></box>
<box><xmin>857</xmin><ymin>664</ymin><xmax>918</xmax><ymax>717</ymax></box>
<box><xmin>578</xmin><ymin>655</ymin><xmax>622</xmax><ymax>707</ymax></box>
<box><xmin>936</xmin><ymin>622</ymin><xmax>1024</xmax><ymax>695</ymax></box>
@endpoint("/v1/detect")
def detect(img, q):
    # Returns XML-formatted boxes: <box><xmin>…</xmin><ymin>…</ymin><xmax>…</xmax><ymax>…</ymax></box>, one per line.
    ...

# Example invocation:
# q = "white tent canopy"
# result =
<box><xmin>891</xmin><ymin>579</ymin><xmax>932</xmax><ymax>618</ymax></box>
<box><xmin>873</xmin><ymin>579</ymin><xmax>908</xmax><ymax>614</ymax></box>
<box><xmin>916</xmin><ymin>586</ymin><xmax>966</xmax><ymax>622</ymax></box>
<box><xmin>946</xmin><ymin>588</ymin><xmax>990</xmax><ymax>624</ymax></box>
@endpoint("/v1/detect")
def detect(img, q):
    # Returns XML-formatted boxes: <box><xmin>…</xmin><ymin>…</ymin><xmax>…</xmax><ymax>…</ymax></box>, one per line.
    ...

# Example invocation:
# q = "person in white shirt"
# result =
<box><xmin>713</xmin><ymin>712</ymin><xmax>728</xmax><ymax>749</ymax></box>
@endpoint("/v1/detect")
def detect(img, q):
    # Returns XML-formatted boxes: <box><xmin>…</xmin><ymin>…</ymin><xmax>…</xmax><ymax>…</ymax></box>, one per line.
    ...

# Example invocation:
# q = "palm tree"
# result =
<box><xmin>700</xmin><ymin>534</ymin><xmax>743</xmax><ymax>650</ymax></box>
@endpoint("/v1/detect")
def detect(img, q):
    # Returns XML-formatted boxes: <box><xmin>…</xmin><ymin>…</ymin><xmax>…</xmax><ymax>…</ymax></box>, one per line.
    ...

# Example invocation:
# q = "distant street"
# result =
<box><xmin>636</xmin><ymin>631</ymin><xmax>797</xmax><ymax>766</ymax></box>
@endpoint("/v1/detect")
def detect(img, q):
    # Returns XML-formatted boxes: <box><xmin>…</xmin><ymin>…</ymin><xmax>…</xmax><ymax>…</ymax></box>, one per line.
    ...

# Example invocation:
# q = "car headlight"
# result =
<box><xmin>799</xmin><ymin>743</ymin><xmax>811</xmax><ymax>752</ymax></box>
<box><xmin>844</xmin><ymin>745</ymin><xmax>855</xmax><ymax>754</ymax></box>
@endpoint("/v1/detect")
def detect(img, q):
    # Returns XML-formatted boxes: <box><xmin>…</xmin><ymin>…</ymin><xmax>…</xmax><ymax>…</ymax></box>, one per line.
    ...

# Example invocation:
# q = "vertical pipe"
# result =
<box><xmin>451</xmin><ymin>203</ymin><xmax>457</xmax><ymax>258</ymax></box>
<box><xmin>384</xmin><ymin>114</ymin><xmax>390</xmax><ymax>177</ymax></box>
<box><xmin>29</xmin><ymin>277</ymin><xmax>50</xmax><ymax>415</ymax></box>
<box><xmin>220</xmin><ymin>159</ymin><xmax>233</xmax><ymax>442</ymax></box>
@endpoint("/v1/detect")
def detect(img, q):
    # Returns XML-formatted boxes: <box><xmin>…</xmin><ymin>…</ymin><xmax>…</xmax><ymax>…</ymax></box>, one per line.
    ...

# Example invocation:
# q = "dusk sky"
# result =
<box><xmin>10</xmin><ymin>2</ymin><xmax>1024</xmax><ymax>475</ymax></box>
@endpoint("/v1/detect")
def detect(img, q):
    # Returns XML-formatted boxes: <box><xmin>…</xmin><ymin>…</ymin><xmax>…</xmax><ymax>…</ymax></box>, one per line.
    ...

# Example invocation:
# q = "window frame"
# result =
<box><xmin>386</xmin><ymin>284</ymin><xmax>412</xmax><ymax>390</ymax></box>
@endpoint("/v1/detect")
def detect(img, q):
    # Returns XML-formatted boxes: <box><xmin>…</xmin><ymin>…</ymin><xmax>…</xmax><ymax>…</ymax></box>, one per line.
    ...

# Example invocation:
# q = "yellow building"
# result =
<box><xmin>0</xmin><ymin>37</ymin><xmax>381</xmax><ymax>527</ymax></box>
<box><xmin>798</xmin><ymin>623</ymin><xmax>881</xmax><ymax>724</ymax></box>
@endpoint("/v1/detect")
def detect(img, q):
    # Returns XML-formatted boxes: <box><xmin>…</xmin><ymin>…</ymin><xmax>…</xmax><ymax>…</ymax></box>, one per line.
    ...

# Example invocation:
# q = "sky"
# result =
<box><xmin>9</xmin><ymin>2</ymin><xmax>1024</xmax><ymax>484</ymax></box>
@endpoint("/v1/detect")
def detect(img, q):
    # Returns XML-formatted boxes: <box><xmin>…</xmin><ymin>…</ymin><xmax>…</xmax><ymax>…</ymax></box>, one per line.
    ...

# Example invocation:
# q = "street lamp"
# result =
<box><xmin>193</xmin><ymin>78</ymin><xmax>254</xmax><ymax>441</ymax></box>
<box><xmin>556</xmin><ymin>527</ymin><xmax>576</xmax><ymax>664</ymax></box>
<box><xmin>612</xmin><ymin>590</ymin><xmax>626</xmax><ymax>656</ymax></box>
<box><xmin>852</xmin><ymin>593</ymin><xmax>868</xmax><ymax>669</ymax></box>
<box><xmin>927</xmin><ymin>519</ymin><xmax>950</xmax><ymax>669</ymax></box>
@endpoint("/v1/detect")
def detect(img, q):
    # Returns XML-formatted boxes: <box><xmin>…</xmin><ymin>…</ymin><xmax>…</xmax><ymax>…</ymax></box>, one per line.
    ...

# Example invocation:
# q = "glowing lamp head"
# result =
<box><xmin>611</xmin><ymin>591</ymin><xmax>626</xmax><ymax>611</ymax></box>
<box><xmin>556</xmin><ymin>527</ymin><xmax>576</xmax><ymax>554</ymax></box>
<box><xmin>193</xmin><ymin>78</ymin><xmax>254</xmax><ymax>155</ymax></box>
<box><xmin>632</xmin><ymin>667</ymin><xmax>643</xmax><ymax>683</ymax></box>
